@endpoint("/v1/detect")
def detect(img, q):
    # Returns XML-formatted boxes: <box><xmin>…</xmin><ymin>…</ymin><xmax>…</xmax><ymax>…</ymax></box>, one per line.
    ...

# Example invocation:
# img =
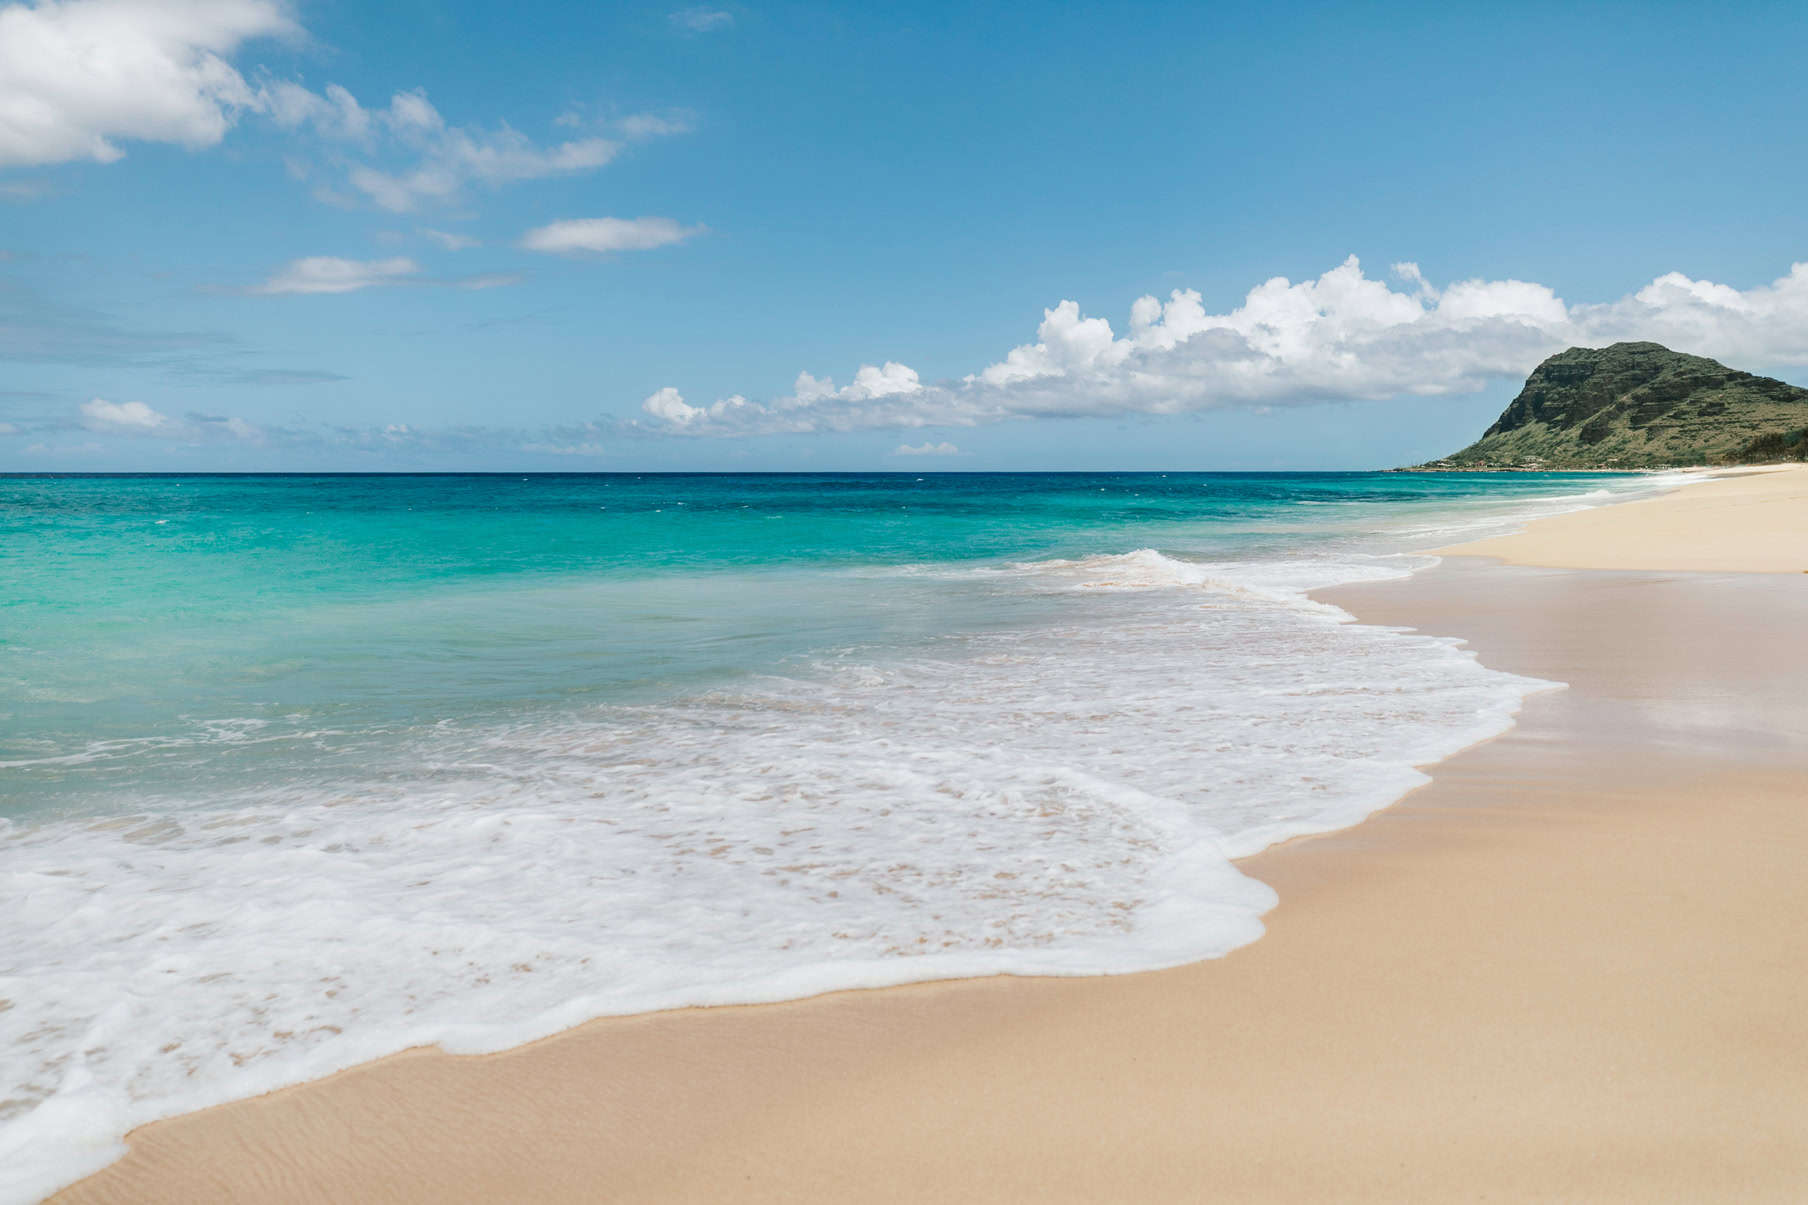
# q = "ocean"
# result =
<box><xmin>0</xmin><ymin>470</ymin><xmax>1676</xmax><ymax>1197</ymax></box>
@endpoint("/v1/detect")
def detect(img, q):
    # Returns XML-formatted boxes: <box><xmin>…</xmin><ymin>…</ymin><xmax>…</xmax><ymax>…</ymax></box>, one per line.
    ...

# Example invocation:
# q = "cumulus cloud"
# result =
<box><xmin>0</xmin><ymin>0</ymin><xmax>293</xmax><ymax>166</ymax></box>
<box><xmin>639</xmin><ymin>386</ymin><xmax>746</xmax><ymax>426</ymax></box>
<box><xmin>783</xmin><ymin>363</ymin><xmax>922</xmax><ymax>407</ymax></box>
<box><xmin>520</xmin><ymin>216</ymin><xmax>703</xmax><ymax>255</ymax></box>
<box><xmin>670</xmin><ymin>7</ymin><xmax>732</xmax><ymax>33</ymax></box>
<box><xmin>1575</xmin><ymin>267</ymin><xmax>1808</xmax><ymax>369</ymax></box>
<box><xmin>845</xmin><ymin>361</ymin><xmax>922</xmax><ymax>399</ymax></box>
<box><xmin>633</xmin><ymin>256</ymin><xmax>1808</xmax><ymax>437</ymax></box>
<box><xmin>253</xmin><ymin>256</ymin><xmax>420</xmax><ymax>295</ymax></box>
<box><xmin>0</xmin><ymin>3</ymin><xmax>686</xmax><ymax>219</ymax></box>
<box><xmin>894</xmin><ymin>441</ymin><xmax>959</xmax><ymax>456</ymax></box>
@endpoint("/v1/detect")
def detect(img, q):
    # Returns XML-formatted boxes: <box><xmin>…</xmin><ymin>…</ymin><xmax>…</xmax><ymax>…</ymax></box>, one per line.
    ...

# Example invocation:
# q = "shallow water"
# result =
<box><xmin>0</xmin><ymin>470</ymin><xmax>1675</xmax><ymax>1199</ymax></box>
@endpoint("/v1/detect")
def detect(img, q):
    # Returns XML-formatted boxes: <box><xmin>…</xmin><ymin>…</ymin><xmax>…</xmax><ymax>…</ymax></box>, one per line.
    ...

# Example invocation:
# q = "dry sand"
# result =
<box><xmin>1438</xmin><ymin>462</ymin><xmax>1808</xmax><ymax>572</ymax></box>
<box><xmin>57</xmin><ymin>470</ymin><xmax>1808</xmax><ymax>1203</ymax></box>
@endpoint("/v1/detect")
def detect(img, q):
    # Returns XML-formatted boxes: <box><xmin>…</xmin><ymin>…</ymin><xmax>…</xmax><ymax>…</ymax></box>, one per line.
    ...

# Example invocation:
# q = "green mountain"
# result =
<box><xmin>1420</xmin><ymin>342</ymin><xmax>1808</xmax><ymax>470</ymax></box>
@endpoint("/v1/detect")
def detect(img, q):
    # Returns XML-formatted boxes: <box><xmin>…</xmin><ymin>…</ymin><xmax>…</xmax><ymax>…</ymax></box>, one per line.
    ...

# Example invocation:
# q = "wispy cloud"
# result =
<box><xmin>520</xmin><ymin>217</ymin><xmax>704</xmax><ymax>256</ymax></box>
<box><xmin>670</xmin><ymin>7</ymin><xmax>733</xmax><ymax>33</ymax></box>
<box><xmin>164</xmin><ymin>363</ymin><xmax>351</xmax><ymax>387</ymax></box>
<box><xmin>0</xmin><ymin>178</ymin><xmax>52</xmax><ymax>202</ymax></box>
<box><xmin>0</xmin><ymin>281</ymin><xmax>230</xmax><ymax>364</ymax></box>
<box><xmin>421</xmin><ymin>228</ymin><xmax>479</xmax><ymax>251</ymax></box>
<box><xmin>323</xmin><ymin>90</ymin><xmax>622</xmax><ymax>213</ymax></box>
<box><xmin>631</xmin><ymin>256</ymin><xmax>1808</xmax><ymax>437</ymax></box>
<box><xmin>894</xmin><ymin>441</ymin><xmax>960</xmax><ymax>456</ymax></box>
<box><xmin>263</xmin><ymin>81</ymin><xmax>373</xmax><ymax>143</ymax></box>
<box><xmin>76</xmin><ymin>397</ymin><xmax>262</xmax><ymax>443</ymax></box>
<box><xmin>253</xmin><ymin>256</ymin><xmax>422</xmax><ymax>295</ymax></box>
<box><xmin>0</xmin><ymin>283</ymin><xmax>348</xmax><ymax>391</ymax></box>
<box><xmin>615</xmin><ymin>111</ymin><xmax>695</xmax><ymax>140</ymax></box>
<box><xmin>450</xmin><ymin>272</ymin><xmax>523</xmax><ymax>291</ymax></box>
<box><xmin>245</xmin><ymin>255</ymin><xmax>520</xmax><ymax>295</ymax></box>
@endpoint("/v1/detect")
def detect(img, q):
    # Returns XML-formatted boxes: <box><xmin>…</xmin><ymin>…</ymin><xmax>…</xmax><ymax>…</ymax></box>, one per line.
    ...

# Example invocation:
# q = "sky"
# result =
<box><xmin>2</xmin><ymin>0</ymin><xmax>1807</xmax><ymax>472</ymax></box>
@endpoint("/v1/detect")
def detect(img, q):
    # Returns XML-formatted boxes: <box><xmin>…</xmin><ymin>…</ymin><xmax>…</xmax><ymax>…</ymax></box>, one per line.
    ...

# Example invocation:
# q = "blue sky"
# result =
<box><xmin>3</xmin><ymin>0</ymin><xmax>1807</xmax><ymax>470</ymax></box>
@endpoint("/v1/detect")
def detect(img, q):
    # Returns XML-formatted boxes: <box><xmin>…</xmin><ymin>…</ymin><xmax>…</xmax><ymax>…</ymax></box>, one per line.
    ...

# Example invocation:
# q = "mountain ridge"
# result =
<box><xmin>1416</xmin><ymin>342</ymin><xmax>1808</xmax><ymax>470</ymax></box>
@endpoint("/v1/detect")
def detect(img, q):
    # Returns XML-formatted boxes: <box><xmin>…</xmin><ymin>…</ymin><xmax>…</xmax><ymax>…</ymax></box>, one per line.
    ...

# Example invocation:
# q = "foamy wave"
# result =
<box><xmin>885</xmin><ymin>548</ymin><xmax>1413</xmax><ymax>613</ymax></box>
<box><xmin>1009</xmin><ymin>548</ymin><xmax>1232</xmax><ymax>592</ymax></box>
<box><xmin>1386</xmin><ymin>475</ymin><xmax>1688</xmax><ymax>543</ymax></box>
<box><xmin>0</xmin><ymin>561</ymin><xmax>1551</xmax><ymax>1200</ymax></box>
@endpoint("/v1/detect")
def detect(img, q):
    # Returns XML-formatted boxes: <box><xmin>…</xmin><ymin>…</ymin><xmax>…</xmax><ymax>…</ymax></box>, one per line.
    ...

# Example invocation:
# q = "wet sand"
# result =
<box><xmin>57</xmin><ymin>474</ymin><xmax>1808</xmax><ymax>1203</ymax></box>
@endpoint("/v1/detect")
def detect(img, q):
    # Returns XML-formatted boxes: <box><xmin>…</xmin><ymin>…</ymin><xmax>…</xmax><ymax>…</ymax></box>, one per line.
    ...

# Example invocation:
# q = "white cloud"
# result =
<box><xmin>545</xmin><ymin>108</ymin><xmax>694</xmax><ymax>140</ymax></box>
<box><xmin>770</xmin><ymin>363</ymin><xmax>922</xmax><ymax>411</ymax></box>
<box><xmin>386</xmin><ymin>88</ymin><xmax>439</xmax><ymax>134</ymax></box>
<box><xmin>0</xmin><ymin>4</ymin><xmax>686</xmax><ymax>219</ymax></box>
<box><xmin>266</xmin><ymin>84</ymin><xmax>642</xmax><ymax>213</ymax></box>
<box><xmin>670</xmin><ymin>7</ymin><xmax>732</xmax><ymax>33</ymax></box>
<box><xmin>421</xmin><ymin>227</ymin><xmax>478</xmax><ymax>250</ymax></box>
<box><xmin>254</xmin><ymin>256</ymin><xmax>420</xmax><ymax>295</ymax></box>
<box><xmin>640</xmin><ymin>386</ymin><xmax>696</xmax><ymax>425</ymax></box>
<box><xmin>635</xmin><ymin>255</ymin><xmax>1808</xmax><ymax>436</ymax></box>
<box><xmin>791</xmin><ymin>371</ymin><xmax>836</xmax><ymax>403</ymax></box>
<box><xmin>0</xmin><ymin>0</ymin><xmax>293</xmax><ymax>166</ymax></box>
<box><xmin>616</xmin><ymin>111</ymin><xmax>694</xmax><ymax>140</ymax></box>
<box><xmin>979</xmin><ymin>300</ymin><xmax>1129</xmax><ymax>387</ymax></box>
<box><xmin>0</xmin><ymin>421</ymin><xmax>16</xmax><ymax>434</ymax></box>
<box><xmin>894</xmin><ymin>441</ymin><xmax>959</xmax><ymax>456</ymax></box>
<box><xmin>845</xmin><ymin>361</ymin><xmax>922</xmax><ymax>399</ymax></box>
<box><xmin>1574</xmin><ymin>265</ymin><xmax>1808</xmax><ymax>369</ymax></box>
<box><xmin>326</xmin><ymin>89</ymin><xmax>619</xmax><ymax>212</ymax></box>
<box><xmin>520</xmin><ymin>216</ymin><xmax>703</xmax><ymax>255</ymax></box>
<box><xmin>80</xmin><ymin>397</ymin><xmax>166</xmax><ymax>431</ymax></box>
<box><xmin>264</xmin><ymin>80</ymin><xmax>370</xmax><ymax>142</ymax></box>
<box><xmin>639</xmin><ymin>387</ymin><xmax>746</xmax><ymax>426</ymax></box>
<box><xmin>76</xmin><ymin>397</ymin><xmax>262</xmax><ymax>441</ymax></box>
<box><xmin>451</xmin><ymin>272</ymin><xmax>520</xmax><ymax>290</ymax></box>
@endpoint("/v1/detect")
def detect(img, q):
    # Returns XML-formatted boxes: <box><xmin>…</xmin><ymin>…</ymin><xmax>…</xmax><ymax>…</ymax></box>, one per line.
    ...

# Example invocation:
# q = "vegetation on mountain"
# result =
<box><xmin>1420</xmin><ymin>342</ymin><xmax>1808</xmax><ymax>469</ymax></box>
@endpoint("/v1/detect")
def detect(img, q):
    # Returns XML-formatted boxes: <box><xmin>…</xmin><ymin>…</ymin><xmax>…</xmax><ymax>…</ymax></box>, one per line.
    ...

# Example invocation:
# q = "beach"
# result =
<box><xmin>1432</xmin><ymin>464</ymin><xmax>1808</xmax><ymax>572</ymax></box>
<box><xmin>50</xmin><ymin>465</ymin><xmax>1808</xmax><ymax>1202</ymax></box>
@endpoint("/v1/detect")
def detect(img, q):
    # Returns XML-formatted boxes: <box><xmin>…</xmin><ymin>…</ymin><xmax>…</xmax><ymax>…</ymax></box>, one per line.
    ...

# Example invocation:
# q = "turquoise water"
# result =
<box><xmin>0</xmin><ymin>470</ymin><xmax>1670</xmax><ymax>1198</ymax></box>
<box><xmin>5</xmin><ymin>471</ymin><xmax>1639</xmax><ymax>812</ymax></box>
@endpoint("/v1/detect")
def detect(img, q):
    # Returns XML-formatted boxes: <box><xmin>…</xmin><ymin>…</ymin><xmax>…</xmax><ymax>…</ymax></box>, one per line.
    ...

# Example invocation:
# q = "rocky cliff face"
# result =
<box><xmin>1424</xmin><ymin>342</ymin><xmax>1808</xmax><ymax>469</ymax></box>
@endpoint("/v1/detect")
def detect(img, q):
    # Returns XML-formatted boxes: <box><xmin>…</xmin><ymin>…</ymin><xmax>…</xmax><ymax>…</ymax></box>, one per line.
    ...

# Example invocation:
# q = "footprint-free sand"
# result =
<box><xmin>59</xmin><ymin>466</ymin><xmax>1808</xmax><ymax>1203</ymax></box>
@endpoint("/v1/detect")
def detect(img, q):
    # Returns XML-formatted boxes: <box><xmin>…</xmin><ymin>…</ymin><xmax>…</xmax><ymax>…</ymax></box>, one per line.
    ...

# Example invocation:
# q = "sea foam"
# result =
<box><xmin>0</xmin><ymin>545</ymin><xmax>1553</xmax><ymax>1201</ymax></box>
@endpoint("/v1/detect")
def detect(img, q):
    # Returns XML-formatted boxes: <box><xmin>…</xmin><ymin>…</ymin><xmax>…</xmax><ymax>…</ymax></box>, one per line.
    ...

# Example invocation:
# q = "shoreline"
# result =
<box><xmin>55</xmin><ymin>466</ymin><xmax>1808</xmax><ymax>1202</ymax></box>
<box><xmin>1432</xmin><ymin>462</ymin><xmax>1807</xmax><ymax>571</ymax></box>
